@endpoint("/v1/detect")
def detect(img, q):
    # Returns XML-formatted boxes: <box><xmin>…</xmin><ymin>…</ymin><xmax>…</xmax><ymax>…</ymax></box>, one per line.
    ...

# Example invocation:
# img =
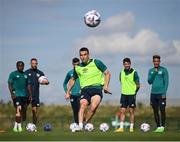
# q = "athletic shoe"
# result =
<box><xmin>18</xmin><ymin>126</ymin><xmax>23</xmax><ymax>132</ymax></box>
<box><xmin>13</xmin><ymin>127</ymin><xmax>18</xmax><ymax>132</ymax></box>
<box><xmin>154</xmin><ymin>127</ymin><xmax>164</xmax><ymax>133</ymax></box>
<box><xmin>129</xmin><ymin>128</ymin><xmax>134</xmax><ymax>132</ymax></box>
<box><xmin>114</xmin><ymin>128</ymin><xmax>124</xmax><ymax>132</ymax></box>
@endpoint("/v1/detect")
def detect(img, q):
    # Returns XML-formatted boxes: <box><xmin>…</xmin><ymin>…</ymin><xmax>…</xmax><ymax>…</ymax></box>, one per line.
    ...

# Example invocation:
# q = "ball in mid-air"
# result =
<box><xmin>84</xmin><ymin>10</ymin><xmax>101</xmax><ymax>27</ymax></box>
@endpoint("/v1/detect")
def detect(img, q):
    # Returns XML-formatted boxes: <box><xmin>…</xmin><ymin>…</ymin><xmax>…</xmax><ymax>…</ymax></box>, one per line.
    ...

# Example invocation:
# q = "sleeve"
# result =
<box><xmin>63</xmin><ymin>72</ymin><xmax>70</xmax><ymax>93</ymax></box>
<box><xmin>147</xmin><ymin>69</ymin><xmax>157</xmax><ymax>84</ymax></box>
<box><xmin>134</xmin><ymin>71</ymin><xmax>140</xmax><ymax>84</ymax></box>
<box><xmin>163</xmin><ymin>68</ymin><xmax>169</xmax><ymax>96</ymax></box>
<box><xmin>73</xmin><ymin>69</ymin><xmax>78</xmax><ymax>80</ymax></box>
<box><xmin>94</xmin><ymin>59</ymin><xmax>107</xmax><ymax>72</ymax></box>
<box><xmin>8</xmin><ymin>72</ymin><xmax>14</xmax><ymax>84</ymax></box>
<box><xmin>40</xmin><ymin>71</ymin><xmax>45</xmax><ymax>76</ymax></box>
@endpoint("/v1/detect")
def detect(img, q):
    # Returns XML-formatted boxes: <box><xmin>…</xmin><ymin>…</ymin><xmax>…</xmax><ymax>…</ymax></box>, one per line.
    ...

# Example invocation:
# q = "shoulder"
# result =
<box><xmin>25</xmin><ymin>69</ymin><xmax>31</xmax><ymax>74</ymax></box>
<box><xmin>9</xmin><ymin>71</ymin><xmax>16</xmax><ymax>76</ymax></box>
<box><xmin>37</xmin><ymin>69</ymin><xmax>44</xmax><ymax>75</ymax></box>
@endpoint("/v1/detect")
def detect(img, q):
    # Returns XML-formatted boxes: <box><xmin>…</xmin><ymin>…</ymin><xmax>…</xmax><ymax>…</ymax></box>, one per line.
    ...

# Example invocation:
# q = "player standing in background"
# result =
<box><xmin>148</xmin><ymin>55</ymin><xmax>169</xmax><ymax>132</ymax></box>
<box><xmin>8</xmin><ymin>61</ymin><xmax>32</xmax><ymax>132</ymax></box>
<box><xmin>115</xmin><ymin>58</ymin><xmax>140</xmax><ymax>132</ymax></box>
<box><xmin>65</xmin><ymin>47</ymin><xmax>111</xmax><ymax>131</ymax></box>
<box><xmin>63</xmin><ymin>58</ymin><xmax>80</xmax><ymax>124</ymax></box>
<box><xmin>25</xmin><ymin>58</ymin><xmax>49</xmax><ymax>124</ymax></box>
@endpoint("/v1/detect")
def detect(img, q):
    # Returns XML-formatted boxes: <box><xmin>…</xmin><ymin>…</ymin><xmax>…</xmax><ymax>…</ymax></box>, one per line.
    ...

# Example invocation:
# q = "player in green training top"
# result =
<box><xmin>148</xmin><ymin>55</ymin><xmax>169</xmax><ymax>133</ymax></box>
<box><xmin>63</xmin><ymin>57</ymin><xmax>80</xmax><ymax>125</ymax></box>
<box><xmin>65</xmin><ymin>47</ymin><xmax>111</xmax><ymax>131</ymax></box>
<box><xmin>8</xmin><ymin>61</ymin><xmax>32</xmax><ymax>132</ymax></box>
<box><xmin>115</xmin><ymin>58</ymin><xmax>140</xmax><ymax>133</ymax></box>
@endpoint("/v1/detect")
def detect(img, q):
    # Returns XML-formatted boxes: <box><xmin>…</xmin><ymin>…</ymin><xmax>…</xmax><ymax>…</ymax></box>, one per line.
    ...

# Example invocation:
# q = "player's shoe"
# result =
<box><xmin>13</xmin><ymin>127</ymin><xmax>18</xmax><ymax>132</ymax></box>
<box><xmin>114</xmin><ymin>128</ymin><xmax>124</xmax><ymax>132</ymax></box>
<box><xmin>129</xmin><ymin>128</ymin><xmax>134</xmax><ymax>132</ymax></box>
<box><xmin>18</xmin><ymin>126</ymin><xmax>23</xmax><ymax>132</ymax></box>
<box><xmin>72</xmin><ymin>125</ymin><xmax>83</xmax><ymax>132</ymax></box>
<box><xmin>154</xmin><ymin>127</ymin><xmax>164</xmax><ymax>132</ymax></box>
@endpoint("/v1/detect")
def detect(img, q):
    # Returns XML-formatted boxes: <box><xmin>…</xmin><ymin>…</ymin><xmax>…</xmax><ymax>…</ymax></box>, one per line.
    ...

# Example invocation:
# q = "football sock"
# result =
<box><xmin>130</xmin><ymin>123</ymin><xmax>134</xmax><ymax>129</ymax></box>
<box><xmin>120</xmin><ymin>122</ymin><xmax>124</xmax><ymax>129</ymax></box>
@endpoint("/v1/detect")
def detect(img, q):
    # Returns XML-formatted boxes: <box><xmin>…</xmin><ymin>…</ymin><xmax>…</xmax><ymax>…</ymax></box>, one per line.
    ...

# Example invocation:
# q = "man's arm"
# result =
<box><xmin>134</xmin><ymin>71</ymin><xmax>140</xmax><ymax>94</ymax></box>
<box><xmin>27</xmin><ymin>84</ymin><xmax>32</xmax><ymax>101</ymax></box>
<box><xmin>63</xmin><ymin>72</ymin><xmax>70</xmax><ymax>93</ymax></box>
<box><xmin>163</xmin><ymin>68</ymin><xmax>169</xmax><ymax>96</ymax></box>
<box><xmin>8</xmin><ymin>83</ymin><xmax>16</xmax><ymax>100</ymax></box>
<box><xmin>65</xmin><ymin>77</ymin><xmax>75</xmax><ymax>100</ymax></box>
<box><xmin>103</xmin><ymin>70</ymin><xmax>111</xmax><ymax>94</ymax></box>
<box><xmin>148</xmin><ymin>69</ymin><xmax>157</xmax><ymax>85</ymax></box>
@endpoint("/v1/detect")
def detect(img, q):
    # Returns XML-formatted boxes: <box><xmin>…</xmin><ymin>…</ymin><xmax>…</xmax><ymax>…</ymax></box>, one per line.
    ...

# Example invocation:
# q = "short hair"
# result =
<box><xmin>79</xmin><ymin>47</ymin><xmax>89</xmax><ymax>54</ymax></box>
<box><xmin>72</xmin><ymin>57</ymin><xmax>80</xmax><ymax>63</ymax></box>
<box><xmin>31</xmin><ymin>58</ymin><xmax>38</xmax><ymax>62</ymax></box>
<box><xmin>16</xmin><ymin>61</ymin><xmax>24</xmax><ymax>67</ymax></box>
<box><xmin>123</xmin><ymin>58</ymin><xmax>131</xmax><ymax>64</ymax></box>
<box><xmin>153</xmin><ymin>55</ymin><xmax>160</xmax><ymax>60</ymax></box>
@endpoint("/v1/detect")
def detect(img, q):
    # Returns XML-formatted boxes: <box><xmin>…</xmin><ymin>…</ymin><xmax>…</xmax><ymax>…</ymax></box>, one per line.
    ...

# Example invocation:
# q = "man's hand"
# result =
<box><xmin>103</xmin><ymin>86</ymin><xmax>112</xmax><ymax>95</ymax></box>
<box><xmin>65</xmin><ymin>92</ymin><xmax>71</xmax><ymax>100</ymax></box>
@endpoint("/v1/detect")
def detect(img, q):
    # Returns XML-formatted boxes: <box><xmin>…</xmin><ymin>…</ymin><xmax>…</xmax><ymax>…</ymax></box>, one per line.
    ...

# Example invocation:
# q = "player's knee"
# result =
<box><xmin>120</xmin><ymin>108</ymin><xmax>126</xmax><ymax>114</ymax></box>
<box><xmin>32</xmin><ymin>107</ymin><xmax>37</xmax><ymax>113</ymax></box>
<box><xmin>16</xmin><ymin>106</ymin><xmax>21</xmax><ymax>116</ymax></box>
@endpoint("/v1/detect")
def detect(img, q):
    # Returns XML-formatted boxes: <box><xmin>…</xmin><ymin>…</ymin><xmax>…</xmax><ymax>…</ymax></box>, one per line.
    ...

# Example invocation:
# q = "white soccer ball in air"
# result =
<box><xmin>26</xmin><ymin>123</ymin><xmax>37</xmax><ymax>132</ymax></box>
<box><xmin>84</xmin><ymin>123</ymin><xmax>94</xmax><ymax>132</ymax></box>
<box><xmin>84</xmin><ymin>10</ymin><xmax>101</xmax><ymax>27</ymax></box>
<box><xmin>38</xmin><ymin>76</ymin><xmax>48</xmax><ymax>84</ymax></box>
<box><xmin>140</xmin><ymin>123</ymin><xmax>150</xmax><ymax>132</ymax></box>
<box><xmin>99</xmin><ymin>123</ymin><xmax>109</xmax><ymax>132</ymax></box>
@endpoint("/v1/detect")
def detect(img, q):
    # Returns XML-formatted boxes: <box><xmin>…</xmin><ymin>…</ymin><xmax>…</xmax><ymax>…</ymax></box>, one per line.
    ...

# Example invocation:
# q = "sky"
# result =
<box><xmin>0</xmin><ymin>0</ymin><xmax>180</xmax><ymax>105</ymax></box>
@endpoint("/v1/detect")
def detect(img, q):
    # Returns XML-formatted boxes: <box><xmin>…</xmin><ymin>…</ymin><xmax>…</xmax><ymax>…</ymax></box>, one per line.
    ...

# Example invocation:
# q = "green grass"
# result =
<box><xmin>0</xmin><ymin>104</ymin><xmax>180</xmax><ymax>141</ymax></box>
<box><xmin>0</xmin><ymin>128</ymin><xmax>180</xmax><ymax>141</ymax></box>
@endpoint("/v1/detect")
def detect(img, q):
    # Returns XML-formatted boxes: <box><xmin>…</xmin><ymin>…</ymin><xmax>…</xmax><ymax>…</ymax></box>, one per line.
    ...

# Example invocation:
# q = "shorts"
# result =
<box><xmin>150</xmin><ymin>94</ymin><xmax>166</xmax><ymax>109</ymax></box>
<box><xmin>31</xmin><ymin>96</ymin><xmax>40</xmax><ymax>107</ymax></box>
<box><xmin>120</xmin><ymin>94</ymin><xmax>136</xmax><ymax>108</ymax></box>
<box><xmin>80</xmin><ymin>87</ymin><xmax>103</xmax><ymax>104</ymax></box>
<box><xmin>13</xmin><ymin>97</ymin><xmax>27</xmax><ymax>107</ymax></box>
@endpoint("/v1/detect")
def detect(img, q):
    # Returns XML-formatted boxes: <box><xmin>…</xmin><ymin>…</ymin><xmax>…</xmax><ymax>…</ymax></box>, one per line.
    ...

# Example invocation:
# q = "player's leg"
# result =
<box><xmin>31</xmin><ymin>97</ymin><xmax>40</xmax><ymax>124</ymax></box>
<box><xmin>151</xmin><ymin>94</ymin><xmax>161</xmax><ymax>132</ymax></box>
<box><xmin>21</xmin><ymin>97</ymin><xmax>28</xmax><ymax>123</ymax></box>
<box><xmin>129</xmin><ymin>95</ymin><xmax>136</xmax><ymax>132</ymax></box>
<box><xmin>85</xmin><ymin>95</ymin><xmax>101</xmax><ymax>123</ymax></box>
<box><xmin>70</xmin><ymin>96</ymin><xmax>80</xmax><ymax>124</ymax></box>
<box><xmin>78</xmin><ymin>99</ymin><xmax>88</xmax><ymax>129</ymax></box>
<box><xmin>115</xmin><ymin>95</ymin><xmax>127</xmax><ymax>132</ymax></box>
<box><xmin>159</xmin><ymin>97</ymin><xmax>166</xmax><ymax>132</ymax></box>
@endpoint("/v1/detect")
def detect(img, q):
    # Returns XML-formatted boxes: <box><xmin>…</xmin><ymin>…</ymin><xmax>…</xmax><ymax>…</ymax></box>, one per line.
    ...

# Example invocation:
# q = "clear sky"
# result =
<box><xmin>0</xmin><ymin>0</ymin><xmax>180</xmax><ymax>104</ymax></box>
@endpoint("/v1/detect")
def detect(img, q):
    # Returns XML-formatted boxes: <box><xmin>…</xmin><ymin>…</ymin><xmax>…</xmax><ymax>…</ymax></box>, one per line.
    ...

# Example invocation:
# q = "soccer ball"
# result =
<box><xmin>69</xmin><ymin>123</ymin><xmax>78</xmax><ymax>132</ymax></box>
<box><xmin>140</xmin><ymin>123</ymin><xmax>150</xmax><ymax>132</ymax></box>
<box><xmin>26</xmin><ymin>123</ymin><xmax>37</xmax><ymax>132</ymax></box>
<box><xmin>84</xmin><ymin>123</ymin><xmax>94</xmax><ymax>132</ymax></box>
<box><xmin>84</xmin><ymin>10</ymin><xmax>101</xmax><ymax>27</ymax></box>
<box><xmin>38</xmin><ymin>76</ymin><xmax>48</xmax><ymax>84</ymax></box>
<box><xmin>43</xmin><ymin>123</ymin><xmax>52</xmax><ymax>131</ymax></box>
<box><xmin>99</xmin><ymin>123</ymin><xmax>109</xmax><ymax>132</ymax></box>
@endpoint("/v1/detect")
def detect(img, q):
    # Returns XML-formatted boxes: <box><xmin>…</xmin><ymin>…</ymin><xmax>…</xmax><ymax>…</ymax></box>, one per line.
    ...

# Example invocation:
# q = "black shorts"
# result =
<box><xmin>31</xmin><ymin>96</ymin><xmax>40</xmax><ymax>107</ymax></box>
<box><xmin>80</xmin><ymin>87</ymin><xmax>103</xmax><ymax>104</ymax></box>
<box><xmin>150</xmin><ymin>94</ymin><xmax>166</xmax><ymax>109</ymax></box>
<box><xmin>120</xmin><ymin>94</ymin><xmax>136</xmax><ymax>108</ymax></box>
<box><xmin>13</xmin><ymin>97</ymin><xmax>27</xmax><ymax>107</ymax></box>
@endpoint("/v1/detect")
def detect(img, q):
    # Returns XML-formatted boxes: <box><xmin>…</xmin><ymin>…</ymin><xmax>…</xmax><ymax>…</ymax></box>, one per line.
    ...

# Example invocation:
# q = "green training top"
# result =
<box><xmin>148</xmin><ymin>66</ymin><xmax>169</xmax><ymax>96</ymax></box>
<box><xmin>73</xmin><ymin>59</ymin><xmax>107</xmax><ymax>89</ymax></box>
<box><xmin>63</xmin><ymin>69</ymin><xmax>80</xmax><ymax>96</ymax></box>
<box><xmin>8</xmin><ymin>71</ymin><xmax>30</xmax><ymax>97</ymax></box>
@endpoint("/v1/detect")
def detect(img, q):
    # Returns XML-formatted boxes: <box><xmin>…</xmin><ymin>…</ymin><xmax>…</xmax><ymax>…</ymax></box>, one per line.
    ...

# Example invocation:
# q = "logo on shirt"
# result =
<box><xmin>82</xmin><ymin>68</ymin><xmax>88</xmax><ymax>73</ymax></box>
<box><xmin>158</xmin><ymin>71</ymin><xmax>162</xmax><ymax>74</ymax></box>
<box><xmin>16</xmin><ymin>75</ymin><xmax>20</xmax><ymax>78</ymax></box>
<box><xmin>24</xmin><ymin>75</ymin><xmax>27</xmax><ymax>78</ymax></box>
<box><xmin>36</xmin><ymin>73</ymin><xmax>40</xmax><ymax>77</ymax></box>
<box><xmin>28</xmin><ymin>73</ymin><xmax>31</xmax><ymax>76</ymax></box>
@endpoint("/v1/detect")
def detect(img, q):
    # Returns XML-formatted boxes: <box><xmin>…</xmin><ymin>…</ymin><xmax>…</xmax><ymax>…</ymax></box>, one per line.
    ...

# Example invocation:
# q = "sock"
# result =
<box><xmin>120</xmin><ymin>122</ymin><xmax>124</xmax><ymax>129</ymax></box>
<box><xmin>130</xmin><ymin>123</ymin><xmax>134</xmax><ymax>129</ymax></box>
<box><xmin>17</xmin><ymin>123</ymin><xmax>22</xmax><ymax>128</ymax></box>
<box><xmin>79</xmin><ymin>123</ymin><xmax>83</xmax><ymax>129</ymax></box>
<box><xmin>14</xmin><ymin>122</ymin><xmax>18</xmax><ymax>129</ymax></box>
